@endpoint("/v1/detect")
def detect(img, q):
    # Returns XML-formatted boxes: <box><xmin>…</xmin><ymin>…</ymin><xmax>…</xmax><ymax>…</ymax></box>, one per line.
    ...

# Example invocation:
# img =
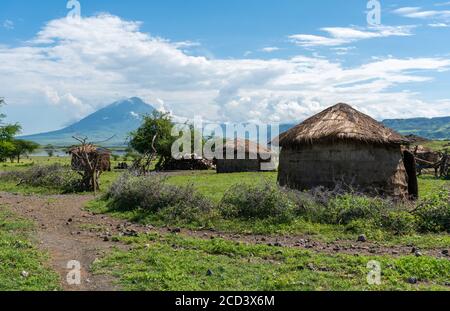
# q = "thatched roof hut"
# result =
<box><xmin>277</xmin><ymin>103</ymin><xmax>415</xmax><ymax>199</ymax></box>
<box><xmin>216</xmin><ymin>139</ymin><xmax>276</xmax><ymax>173</ymax></box>
<box><xmin>68</xmin><ymin>145</ymin><xmax>112</xmax><ymax>172</ymax></box>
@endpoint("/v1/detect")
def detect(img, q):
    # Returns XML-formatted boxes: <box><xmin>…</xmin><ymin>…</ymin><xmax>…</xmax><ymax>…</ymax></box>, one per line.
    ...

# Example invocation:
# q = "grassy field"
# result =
<box><xmin>0</xmin><ymin>156</ymin><xmax>449</xmax><ymax>291</ymax></box>
<box><xmin>421</xmin><ymin>140</ymin><xmax>450</xmax><ymax>152</ymax></box>
<box><xmin>92</xmin><ymin>233</ymin><xmax>450</xmax><ymax>291</ymax></box>
<box><xmin>0</xmin><ymin>207</ymin><xmax>60</xmax><ymax>291</ymax></box>
<box><xmin>0</xmin><ymin>156</ymin><xmax>446</xmax><ymax>199</ymax></box>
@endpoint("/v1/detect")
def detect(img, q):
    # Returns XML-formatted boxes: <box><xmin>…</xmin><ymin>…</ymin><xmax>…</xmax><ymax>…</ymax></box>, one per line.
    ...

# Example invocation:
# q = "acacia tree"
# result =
<box><xmin>0</xmin><ymin>98</ymin><xmax>22</xmax><ymax>162</ymax></box>
<box><xmin>9</xmin><ymin>140</ymin><xmax>39</xmax><ymax>163</ymax></box>
<box><xmin>44</xmin><ymin>144</ymin><xmax>56</xmax><ymax>157</ymax></box>
<box><xmin>129</xmin><ymin>111</ymin><xmax>175</xmax><ymax>172</ymax></box>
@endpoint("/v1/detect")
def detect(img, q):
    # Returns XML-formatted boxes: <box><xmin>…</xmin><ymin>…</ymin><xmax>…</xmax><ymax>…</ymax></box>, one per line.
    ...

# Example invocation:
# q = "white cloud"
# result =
<box><xmin>393</xmin><ymin>7</ymin><xmax>450</xmax><ymax>21</ymax></box>
<box><xmin>2</xmin><ymin>20</ymin><xmax>14</xmax><ymax>30</ymax></box>
<box><xmin>260</xmin><ymin>47</ymin><xmax>280</xmax><ymax>53</ymax></box>
<box><xmin>289</xmin><ymin>25</ymin><xmax>414</xmax><ymax>47</ymax></box>
<box><xmin>0</xmin><ymin>14</ymin><xmax>449</xmax><ymax>134</ymax></box>
<box><xmin>428</xmin><ymin>23</ymin><xmax>450</xmax><ymax>27</ymax></box>
<box><xmin>331</xmin><ymin>46</ymin><xmax>356</xmax><ymax>55</ymax></box>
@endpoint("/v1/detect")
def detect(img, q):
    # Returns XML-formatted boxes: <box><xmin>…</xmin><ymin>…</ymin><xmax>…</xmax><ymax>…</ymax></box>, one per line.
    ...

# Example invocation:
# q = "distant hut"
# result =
<box><xmin>68</xmin><ymin>145</ymin><xmax>112</xmax><ymax>173</ymax></box>
<box><xmin>216</xmin><ymin>139</ymin><xmax>276</xmax><ymax>173</ymax></box>
<box><xmin>277</xmin><ymin>103</ymin><xmax>416</xmax><ymax>199</ymax></box>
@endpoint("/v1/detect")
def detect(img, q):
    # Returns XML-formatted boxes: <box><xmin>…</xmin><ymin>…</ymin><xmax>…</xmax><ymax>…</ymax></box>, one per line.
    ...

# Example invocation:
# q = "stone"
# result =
<box><xmin>206</xmin><ymin>269</ymin><xmax>214</xmax><ymax>276</ymax></box>
<box><xmin>357</xmin><ymin>235</ymin><xmax>367</xmax><ymax>243</ymax></box>
<box><xmin>307</xmin><ymin>263</ymin><xmax>316</xmax><ymax>271</ymax></box>
<box><xmin>407</xmin><ymin>277</ymin><xmax>418</xmax><ymax>284</ymax></box>
<box><xmin>414</xmin><ymin>251</ymin><xmax>423</xmax><ymax>257</ymax></box>
<box><xmin>21</xmin><ymin>271</ymin><xmax>29</xmax><ymax>278</ymax></box>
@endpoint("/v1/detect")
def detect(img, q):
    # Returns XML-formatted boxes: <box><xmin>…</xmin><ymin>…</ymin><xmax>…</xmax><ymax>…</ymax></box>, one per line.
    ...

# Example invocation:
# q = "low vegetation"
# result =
<box><xmin>0</xmin><ymin>164</ymin><xmax>83</xmax><ymax>193</ymax></box>
<box><xmin>1</xmin><ymin>156</ymin><xmax>449</xmax><ymax>291</ymax></box>
<box><xmin>105</xmin><ymin>173</ymin><xmax>216</xmax><ymax>226</ymax></box>
<box><xmin>96</xmin><ymin>172</ymin><xmax>450</xmax><ymax>237</ymax></box>
<box><xmin>92</xmin><ymin>232</ymin><xmax>450</xmax><ymax>291</ymax></box>
<box><xmin>0</xmin><ymin>208</ymin><xmax>60</xmax><ymax>290</ymax></box>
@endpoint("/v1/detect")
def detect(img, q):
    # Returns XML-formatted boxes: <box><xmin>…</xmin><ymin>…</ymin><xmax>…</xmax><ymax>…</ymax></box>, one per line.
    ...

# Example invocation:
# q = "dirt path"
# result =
<box><xmin>0</xmin><ymin>192</ymin><xmax>448</xmax><ymax>291</ymax></box>
<box><xmin>0</xmin><ymin>192</ymin><xmax>122</xmax><ymax>291</ymax></box>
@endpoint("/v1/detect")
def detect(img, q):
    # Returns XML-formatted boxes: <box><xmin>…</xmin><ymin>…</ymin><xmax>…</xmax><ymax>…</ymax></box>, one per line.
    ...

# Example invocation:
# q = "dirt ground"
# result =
<box><xmin>0</xmin><ymin>192</ymin><xmax>448</xmax><ymax>291</ymax></box>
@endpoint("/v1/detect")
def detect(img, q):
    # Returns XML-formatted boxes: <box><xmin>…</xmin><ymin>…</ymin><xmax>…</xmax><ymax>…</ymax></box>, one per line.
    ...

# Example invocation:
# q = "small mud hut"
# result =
<box><xmin>68</xmin><ymin>144</ymin><xmax>112</xmax><ymax>191</ymax></box>
<box><xmin>216</xmin><ymin>139</ymin><xmax>276</xmax><ymax>173</ymax></box>
<box><xmin>68</xmin><ymin>145</ymin><xmax>111</xmax><ymax>173</ymax></box>
<box><xmin>277</xmin><ymin>103</ymin><xmax>416</xmax><ymax>199</ymax></box>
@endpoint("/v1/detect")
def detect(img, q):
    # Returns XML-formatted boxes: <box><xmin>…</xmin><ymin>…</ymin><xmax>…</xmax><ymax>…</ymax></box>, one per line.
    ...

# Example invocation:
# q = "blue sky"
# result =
<box><xmin>0</xmin><ymin>0</ymin><xmax>450</xmax><ymax>134</ymax></box>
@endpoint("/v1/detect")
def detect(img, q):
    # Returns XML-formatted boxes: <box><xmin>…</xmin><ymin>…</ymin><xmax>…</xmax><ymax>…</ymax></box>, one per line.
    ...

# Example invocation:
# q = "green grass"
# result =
<box><xmin>0</xmin><ymin>156</ymin><xmax>123</xmax><ymax>195</ymax></box>
<box><xmin>1</xmin><ymin>156</ymin><xmax>449</xmax><ymax>291</ymax></box>
<box><xmin>1</xmin><ymin>156</ymin><xmax>447</xmax><ymax>198</ymax></box>
<box><xmin>421</xmin><ymin>140</ymin><xmax>450</xmax><ymax>152</ymax></box>
<box><xmin>166</xmin><ymin>171</ymin><xmax>277</xmax><ymax>203</ymax></box>
<box><xmin>92</xmin><ymin>233</ymin><xmax>450</xmax><ymax>291</ymax></box>
<box><xmin>0</xmin><ymin>207</ymin><xmax>60</xmax><ymax>291</ymax></box>
<box><xmin>87</xmin><ymin>197</ymin><xmax>450</xmax><ymax>250</ymax></box>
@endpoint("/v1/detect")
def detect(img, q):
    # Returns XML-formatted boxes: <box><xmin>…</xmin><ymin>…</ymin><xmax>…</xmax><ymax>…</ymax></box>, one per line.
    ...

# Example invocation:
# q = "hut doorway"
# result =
<box><xmin>403</xmin><ymin>150</ymin><xmax>418</xmax><ymax>200</ymax></box>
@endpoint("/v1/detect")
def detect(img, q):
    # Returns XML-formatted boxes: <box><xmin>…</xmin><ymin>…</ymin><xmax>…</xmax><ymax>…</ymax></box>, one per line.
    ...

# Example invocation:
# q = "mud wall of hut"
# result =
<box><xmin>277</xmin><ymin>142</ymin><xmax>408</xmax><ymax>197</ymax></box>
<box><xmin>216</xmin><ymin>159</ymin><xmax>262</xmax><ymax>173</ymax></box>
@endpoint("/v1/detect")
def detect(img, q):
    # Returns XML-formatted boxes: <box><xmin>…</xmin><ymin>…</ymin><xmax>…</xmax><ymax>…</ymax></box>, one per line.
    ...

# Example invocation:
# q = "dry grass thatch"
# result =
<box><xmin>68</xmin><ymin>145</ymin><xmax>111</xmax><ymax>155</ymax></box>
<box><xmin>278</xmin><ymin>103</ymin><xmax>408</xmax><ymax>147</ymax></box>
<box><xmin>222</xmin><ymin>139</ymin><xmax>273</xmax><ymax>158</ymax></box>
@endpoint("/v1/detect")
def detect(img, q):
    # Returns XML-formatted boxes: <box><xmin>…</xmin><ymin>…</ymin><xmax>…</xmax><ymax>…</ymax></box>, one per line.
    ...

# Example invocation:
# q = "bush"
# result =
<box><xmin>105</xmin><ymin>174</ymin><xmax>216</xmax><ymax>226</ymax></box>
<box><xmin>381</xmin><ymin>211</ymin><xmax>418</xmax><ymax>235</ymax></box>
<box><xmin>291</xmin><ymin>190</ymin><xmax>392</xmax><ymax>225</ymax></box>
<box><xmin>0</xmin><ymin>164</ymin><xmax>81</xmax><ymax>193</ymax></box>
<box><xmin>219</xmin><ymin>183</ymin><xmax>295</xmax><ymax>223</ymax></box>
<box><xmin>290</xmin><ymin>188</ymin><xmax>423</xmax><ymax>235</ymax></box>
<box><xmin>414</xmin><ymin>189</ymin><xmax>450</xmax><ymax>233</ymax></box>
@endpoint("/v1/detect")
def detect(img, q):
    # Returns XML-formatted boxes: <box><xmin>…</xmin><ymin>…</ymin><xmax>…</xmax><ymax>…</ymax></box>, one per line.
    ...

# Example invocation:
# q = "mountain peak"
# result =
<box><xmin>113</xmin><ymin>97</ymin><xmax>148</xmax><ymax>107</ymax></box>
<box><xmin>20</xmin><ymin>97</ymin><xmax>154</xmax><ymax>146</ymax></box>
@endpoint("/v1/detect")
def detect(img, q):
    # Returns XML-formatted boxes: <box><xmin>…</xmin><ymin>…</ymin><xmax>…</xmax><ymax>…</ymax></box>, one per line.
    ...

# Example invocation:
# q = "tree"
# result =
<box><xmin>9</xmin><ymin>140</ymin><xmax>39</xmax><ymax>163</ymax></box>
<box><xmin>0</xmin><ymin>98</ymin><xmax>22</xmax><ymax>162</ymax></box>
<box><xmin>129</xmin><ymin>111</ymin><xmax>176</xmax><ymax>170</ymax></box>
<box><xmin>44</xmin><ymin>144</ymin><xmax>56</xmax><ymax>157</ymax></box>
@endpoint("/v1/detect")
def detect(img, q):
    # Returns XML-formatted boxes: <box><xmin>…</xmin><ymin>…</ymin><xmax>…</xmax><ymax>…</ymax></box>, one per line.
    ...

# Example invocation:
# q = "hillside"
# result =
<box><xmin>20</xmin><ymin>97</ymin><xmax>154</xmax><ymax>146</ymax></box>
<box><xmin>382</xmin><ymin>116</ymin><xmax>450</xmax><ymax>140</ymax></box>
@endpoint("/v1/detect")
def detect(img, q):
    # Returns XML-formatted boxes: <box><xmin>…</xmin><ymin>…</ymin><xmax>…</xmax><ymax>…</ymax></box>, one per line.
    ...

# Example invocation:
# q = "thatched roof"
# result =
<box><xmin>222</xmin><ymin>139</ymin><xmax>273</xmax><ymax>157</ymax></box>
<box><xmin>279</xmin><ymin>103</ymin><xmax>408</xmax><ymax>147</ymax></box>
<box><xmin>68</xmin><ymin>144</ymin><xmax>111</xmax><ymax>155</ymax></box>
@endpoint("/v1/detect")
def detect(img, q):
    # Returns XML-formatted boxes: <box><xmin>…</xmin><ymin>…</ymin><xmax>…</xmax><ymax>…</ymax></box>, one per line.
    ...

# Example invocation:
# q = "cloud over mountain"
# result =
<box><xmin>0</xmin><ymin>14</ymin><xmax>450</xmax><ymax>135</ymax></box>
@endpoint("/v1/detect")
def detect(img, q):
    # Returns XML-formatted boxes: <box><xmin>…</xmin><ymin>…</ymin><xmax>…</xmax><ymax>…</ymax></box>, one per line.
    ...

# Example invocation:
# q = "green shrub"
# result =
<box><xmin>414</xmin><ymin>189</ymin><xmax>450</xmax><ymax>233</ymax></box>
<box><xmin>219</xmin><ymin>183</ymin><xmax>295</xmax><ymax>223</ymax></box>
<box><xmin>0</xmin><ymin>164</ymin><xmax>81</xmax><ymax>193</ymax></box>
<box><xmin>344</xmin><ymin>219</ymin><xmax>378</xmax><ymax>234</ymax></box>
<box><xmin>381</xmin><ymin>211</ymin><xmax>418</xmax><ymax>235</ymax></box>
<box><xmin>290</xmin><ymin>189</ymin><xmax>425</xmax><ymax>235</ymax></box>
<box><xmin>106</xmin><ymin>174</ymin><xmax>215</xmax><ymax>226</ymax></box>
<box><xmin>325</xmin><ymin>194</ymin><xmax>391</xmax><ymax>225</ymax></box>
